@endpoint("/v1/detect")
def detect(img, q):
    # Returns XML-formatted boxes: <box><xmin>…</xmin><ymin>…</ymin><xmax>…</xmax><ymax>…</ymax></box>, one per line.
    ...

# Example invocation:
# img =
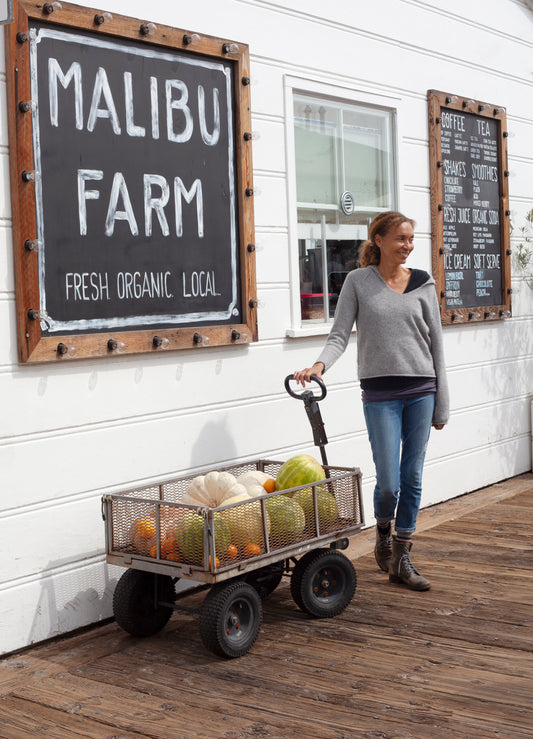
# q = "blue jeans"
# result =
<box><xmin>363</xmin><ymin>394</ymin><xmax>435</xmax><ymax>536</ymax></box>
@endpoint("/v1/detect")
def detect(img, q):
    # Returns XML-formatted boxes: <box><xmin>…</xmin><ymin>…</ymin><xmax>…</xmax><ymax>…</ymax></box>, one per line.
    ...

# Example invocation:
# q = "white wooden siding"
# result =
<box><xmin>0</xmin><ymin>0</ymin><xmax>531</xmax><ymax>654</ymax></box>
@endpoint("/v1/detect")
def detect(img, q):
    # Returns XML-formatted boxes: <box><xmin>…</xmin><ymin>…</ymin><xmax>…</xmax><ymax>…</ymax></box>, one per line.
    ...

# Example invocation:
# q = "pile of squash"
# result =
<box><xmin>127</xmin><ymin>455</ymin><xmax>336</xmax><ymax>565</ymax></box>
<box><xmin>127</xmin><ymin>469</ymin><xmax>276</xmax><ymax>565</ymax></box>
<box><xmin>176</xmin><ymin>470</ymin><xmax>277</xmax><ymax>563</ymax></box>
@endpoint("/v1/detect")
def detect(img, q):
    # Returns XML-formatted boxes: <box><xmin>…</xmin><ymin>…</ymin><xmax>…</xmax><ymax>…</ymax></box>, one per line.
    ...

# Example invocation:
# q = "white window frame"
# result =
<box><xmin>284</xmin><ymin>76</ymin><xmax>403</xmax><ymax>337</ymax></box>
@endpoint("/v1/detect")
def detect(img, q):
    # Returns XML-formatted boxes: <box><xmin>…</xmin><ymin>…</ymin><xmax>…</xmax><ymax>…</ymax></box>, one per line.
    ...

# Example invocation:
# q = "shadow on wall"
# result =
<box><xmin>28</xmin><ymin>555</ymin><xmax>118</xmax><ymax>649</ymax></box>
<box><xmin>189</xmin><ymin>416</ymin><xmax>238</xmax><ymax>471</ymax></box>
<box><xmin>22</xmin><ymin>420</ymin><xmax>238</xmax><ymax>650</ymax></box>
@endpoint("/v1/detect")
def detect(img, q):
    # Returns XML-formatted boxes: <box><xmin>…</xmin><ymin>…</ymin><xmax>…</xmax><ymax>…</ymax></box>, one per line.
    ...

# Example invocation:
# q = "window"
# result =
<box><xmin>293</xmin><ymin>92</ymin><xmax>396</xmax><ymax>324</ymax></box>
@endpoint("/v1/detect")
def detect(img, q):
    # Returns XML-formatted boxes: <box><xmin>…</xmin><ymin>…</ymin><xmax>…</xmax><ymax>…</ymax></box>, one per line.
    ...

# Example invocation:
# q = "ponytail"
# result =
<box><xmin>359</xmin><ymin>240</ymin><xmax>381</xmax><ymax>267</ymax></box>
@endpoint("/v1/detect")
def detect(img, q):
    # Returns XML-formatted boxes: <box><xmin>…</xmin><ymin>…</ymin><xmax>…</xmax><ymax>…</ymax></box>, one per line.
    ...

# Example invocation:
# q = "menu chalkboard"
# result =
<box><xmin>428</xmin><ymin>91</ymin><xmax>511</xmax><ymax>325</ymax></box>
<box><xmin>6</xmin><ymin>1</ymin><xmax>257</xmax><ymax>362</ymax></box>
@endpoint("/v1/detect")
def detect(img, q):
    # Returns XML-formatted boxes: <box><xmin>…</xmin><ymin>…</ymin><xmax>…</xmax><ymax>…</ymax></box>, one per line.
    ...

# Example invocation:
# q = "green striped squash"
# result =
<box><xmin>275</xmin><ymin>454</ymin><xmax>326</xmax><ymax>495</ymax></box>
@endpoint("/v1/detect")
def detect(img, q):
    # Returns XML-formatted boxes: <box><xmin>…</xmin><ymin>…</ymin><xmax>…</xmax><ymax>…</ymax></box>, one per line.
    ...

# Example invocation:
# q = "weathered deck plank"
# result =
<box><xmin>0</xmin><ymin>695</ymin><xmax>146</xmax><ymax>739</ymax></box>
<box><xmin>1</xmin><ymin>472</ymin><xmax>531</xmax><ymax>739</ymax></box>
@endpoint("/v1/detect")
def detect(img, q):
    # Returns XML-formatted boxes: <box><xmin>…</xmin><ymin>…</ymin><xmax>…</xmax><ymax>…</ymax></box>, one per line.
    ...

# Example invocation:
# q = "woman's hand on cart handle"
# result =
<box><xmin>293</xmin><ymin>362</ymin><xmax>325</xmax><ymax>387</ymax></box>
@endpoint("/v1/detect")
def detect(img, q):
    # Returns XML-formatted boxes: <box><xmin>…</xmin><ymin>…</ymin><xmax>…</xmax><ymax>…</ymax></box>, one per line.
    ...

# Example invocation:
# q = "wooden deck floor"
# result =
<box><xmin>1</xmin><ymin>473</ymin><xmax>532</xmax><ymax>739</ymax></box>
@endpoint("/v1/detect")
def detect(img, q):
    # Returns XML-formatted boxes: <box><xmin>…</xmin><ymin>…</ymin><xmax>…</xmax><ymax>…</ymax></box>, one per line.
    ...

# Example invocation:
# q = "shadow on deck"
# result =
<box><xmin>1</xmin><ymin>472</ymin><xmax>532</xmax><ymax>738</ymax></box>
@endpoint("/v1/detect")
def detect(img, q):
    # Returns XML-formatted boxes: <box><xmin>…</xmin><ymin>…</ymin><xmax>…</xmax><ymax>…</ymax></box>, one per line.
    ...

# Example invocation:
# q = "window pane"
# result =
<box><xmin>293</xmin><ymin>92</ymin><xmax>396</xmax><ymax>322</ymax></box>
<box><xmin>294</xmin><ymin>98</ymin><xmax>338</xmax><ymax>205</ymax></box>
<box><xmin>298</xmin><ymin>208</ymin><xmax>365</xmax><ymax>320</ymax></box>
<box><xmin>300</xmin><ymin>237</ymin><xmax>325</xmax><ymax>321</ymax></box>
<box><xmin>299</xmin><ymin>237</ymin><xmax>364</xmax><ymax>320</ymax></box>
<box><xmin>343</xmin><ymin>108</ymin><xmax>395</xmax><ymax>208</ymax></box>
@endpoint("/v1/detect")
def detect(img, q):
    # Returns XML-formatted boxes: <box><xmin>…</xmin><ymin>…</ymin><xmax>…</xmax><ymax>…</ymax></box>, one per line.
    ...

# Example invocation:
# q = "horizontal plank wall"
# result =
<box><xmin>1</xmin><ymin>0</ymin><xmax>532</xmax><ymax>653</ymax></box>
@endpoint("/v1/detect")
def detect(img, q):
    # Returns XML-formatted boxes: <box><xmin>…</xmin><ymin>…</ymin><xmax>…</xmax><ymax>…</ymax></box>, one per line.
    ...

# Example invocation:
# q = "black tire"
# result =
<box><xmin>113</xmin><ymin>569</ymin><xmax>176</xmax><ymax>637</ymax></box>
<box><xmin>243</xmin><ymin>562</ymin><xmax>284</xmax><ymax>599</ymax></box>
<box><xmin>199</xmin><ymin>580</ymin><xmax>262</xmax><ymax>658</ymax></box>
<box><xmin>290</xmin><ymin>548</ymin><xmax>357</xmax><ymax>618</ymax></box>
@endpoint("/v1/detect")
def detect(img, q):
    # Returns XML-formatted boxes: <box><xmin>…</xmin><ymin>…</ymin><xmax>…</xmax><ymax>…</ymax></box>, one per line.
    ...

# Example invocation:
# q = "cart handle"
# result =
<box><xmin>284</xmin><ymin>374</ymin><xmax>328</xmax><ymax>464</ymax></box>
<box><xmin>284</xmin><ymin>374</ymin><xmax>327</xmax><ymax>401</ymax></box>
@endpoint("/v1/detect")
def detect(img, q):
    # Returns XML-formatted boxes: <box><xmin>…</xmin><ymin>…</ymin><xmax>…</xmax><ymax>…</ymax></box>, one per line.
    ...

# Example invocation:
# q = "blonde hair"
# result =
<box><xmin>359</xmin><ymin>211</ymin><xmax>416</xmax><ymax>267</ymax></box>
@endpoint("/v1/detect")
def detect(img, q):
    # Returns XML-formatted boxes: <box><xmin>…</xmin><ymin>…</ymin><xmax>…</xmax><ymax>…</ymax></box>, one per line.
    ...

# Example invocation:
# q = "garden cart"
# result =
<box><xmin>102</xmin><ymin>375</ymin><xmax>364</xmax><ymax>658</ymax></box>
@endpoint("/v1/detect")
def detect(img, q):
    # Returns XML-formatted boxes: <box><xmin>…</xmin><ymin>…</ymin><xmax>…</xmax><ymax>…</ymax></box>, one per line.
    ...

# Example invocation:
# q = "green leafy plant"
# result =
<box><xmin>513</xmin><ymin>208</ymin><xmax>533</xmax><ymax>289</ymax></box>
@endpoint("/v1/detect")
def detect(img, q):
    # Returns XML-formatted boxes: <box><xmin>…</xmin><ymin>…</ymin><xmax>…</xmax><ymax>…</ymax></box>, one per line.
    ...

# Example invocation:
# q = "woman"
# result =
<box><xmin>294</xmin><ymin>211</ymin><xmax>449</xmax><ymax>591</ymax></box>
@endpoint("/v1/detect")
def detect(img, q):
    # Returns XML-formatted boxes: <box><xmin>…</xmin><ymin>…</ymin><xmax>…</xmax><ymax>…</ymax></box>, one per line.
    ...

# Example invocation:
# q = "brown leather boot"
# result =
<box><xmin>374</xmin><ymin>524</ymin><xmax>392</xmax><ymax>572</ymax></box>
<box><xmin>389</xmin><ymin>537</ymin><xmax>431</xmax><ymax>591</ymax></box>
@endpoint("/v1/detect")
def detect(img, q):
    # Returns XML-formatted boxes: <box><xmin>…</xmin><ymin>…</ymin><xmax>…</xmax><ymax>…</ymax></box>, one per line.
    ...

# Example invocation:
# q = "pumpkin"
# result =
<box><xmin>131</xmin><ymin>530</ymin><xmax>155</xmax><ymax>556</ymax></box>
<box><xmin>127</xmin><ymin>515</ymin><xmax>156</xmax><ymax>555</ymax></box>
<box><xmin>127</xmin><ymin>506</ymin><xmax>183</xmax><ymax>557</ymax></box>
<box><xmin>180</xmin><ymin>471</ymin><xmax>248</xmax><ymax>508</ymax></box>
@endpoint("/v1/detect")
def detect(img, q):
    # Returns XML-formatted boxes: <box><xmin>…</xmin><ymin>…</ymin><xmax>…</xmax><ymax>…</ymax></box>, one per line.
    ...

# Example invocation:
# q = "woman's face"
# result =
<box><xmin>375</xmin><ymin>221</ymin><xmax>414</xmax><ymax>266</ymax></box>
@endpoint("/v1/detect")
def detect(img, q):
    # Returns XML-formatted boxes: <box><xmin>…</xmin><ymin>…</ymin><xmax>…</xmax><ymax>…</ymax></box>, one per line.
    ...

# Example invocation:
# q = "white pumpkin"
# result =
<box><xmin>181</xmin><ymin>471</ymin><xmax>249</xmax><ymax>508</ymax></box>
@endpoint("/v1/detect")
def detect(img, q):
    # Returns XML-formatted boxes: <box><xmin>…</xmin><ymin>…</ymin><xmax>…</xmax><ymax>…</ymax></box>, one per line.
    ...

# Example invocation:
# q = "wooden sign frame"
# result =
<box><xmin>5</xmin><ymin>0</ymin><xmax>257</xmax><ymax>362</ymax></box>
<box><xmin>428</xmin><ymin>90</ymin><xmax>511</xmax><ymax>325</ymax></box>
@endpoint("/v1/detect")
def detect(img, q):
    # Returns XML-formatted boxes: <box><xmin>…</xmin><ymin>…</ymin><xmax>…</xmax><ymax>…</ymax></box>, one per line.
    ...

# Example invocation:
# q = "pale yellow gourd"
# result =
<box><xmin>220</xmin><ymin>493</ymin><xmax>270</xmax><ymax>549</ymax></box>
<box><xmin>237</xmin><ymin>470</ymin><xmax>276</xmax><ymax>498</ymax></box>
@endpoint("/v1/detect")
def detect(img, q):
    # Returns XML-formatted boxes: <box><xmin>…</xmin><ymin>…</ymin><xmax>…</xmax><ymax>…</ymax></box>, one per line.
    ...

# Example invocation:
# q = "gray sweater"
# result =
<box><xmin>316</xmin><ymin>265</ymin><xmax>450</xmax><ymax>425</ymax></box>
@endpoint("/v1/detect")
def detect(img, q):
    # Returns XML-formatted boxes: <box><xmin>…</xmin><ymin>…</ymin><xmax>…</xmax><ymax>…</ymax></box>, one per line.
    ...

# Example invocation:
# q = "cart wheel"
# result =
<box><xmin>113</xmin><ymin>569</ymin><xmax>176</xmax><ymax>637</ymax></box>
<box><xmin>290</xmin><ymin>548</ymin><xmax>357</xmax><ymax>618</ymax></box>
<box><xmin>243</xmin><ymin>562</ymin><xmax>284</xmax><ymax>599</ymax></box>
<box><xmin>199</xmin><ymin>580</ymin><xmax>262</xmax><ymax>658</ymax></box>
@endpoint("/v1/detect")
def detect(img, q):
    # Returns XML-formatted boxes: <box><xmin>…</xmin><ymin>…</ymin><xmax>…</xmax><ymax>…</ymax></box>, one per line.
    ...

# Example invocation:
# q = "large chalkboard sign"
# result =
<box><xmin>6</xmin><ymin>1</ymin><xmax>257</xmax><ymax>362</ymax></box>
<box><xmin>428</xmin><ymin>90</ymin><xmax>511</xmax><ymax>325</ymax></box>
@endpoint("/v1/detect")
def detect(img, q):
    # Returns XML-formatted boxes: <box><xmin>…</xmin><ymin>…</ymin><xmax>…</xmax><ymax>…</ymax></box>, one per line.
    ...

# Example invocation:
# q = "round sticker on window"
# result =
<box><xmin>340</xmin><ymin>191</ymin><xmax>355</xmax><ymax>216</ymax></box>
